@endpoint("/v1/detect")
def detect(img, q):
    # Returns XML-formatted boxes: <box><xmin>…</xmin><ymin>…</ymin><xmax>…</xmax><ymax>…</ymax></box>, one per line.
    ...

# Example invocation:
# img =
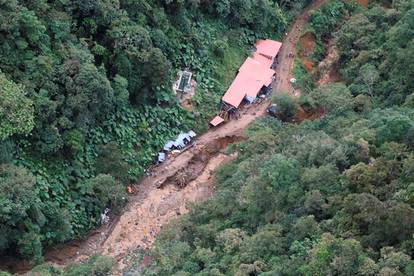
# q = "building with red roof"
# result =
<box><xmin>221</xmin><ymin>39</ymin><xmax>281</xmax><ymax>108</ymax></box>
<box><xmin>209</xmin><ymin>115</ymin><xmax>225</xmax><ymax>127</ymax></box>
<box><xmin>209</xmin><ymin>39</ymin><xmax>282</xmax><ymax>125</ymax></box>
<box><xmin>255</xmin><ymin>39</ymin><xmax>282</xmax><ymax>60</ymax></box>
<box><xmin>239</xmin><ymin>57</ymin><xmax>275</xmax><ymax>87</ymax></box>
<box><xmin>222</xmin><ymin>72</ymin><xmax>266</xmax><ymax>108</ymax></box>
<box><xmin>252</xmin><ymin>52</ymin><xmax>274</xmax><ymax>68</ymax></box>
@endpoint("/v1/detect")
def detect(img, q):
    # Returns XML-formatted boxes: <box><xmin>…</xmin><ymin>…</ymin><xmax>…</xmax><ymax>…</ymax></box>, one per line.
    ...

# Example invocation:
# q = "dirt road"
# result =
<box><xmin>274</xmin><ymin>0</ymin><xmax>327</xmax><ymax>96</ymax></box>
<box><xmin>55</xmin><ymin>0</ymin><xmax>327</xmax><ymax>265</ymax></box>
<box><xmin>0</xmin><ymin>1</ymin><xmax>327</xmax><ymax>273</ymax></box>
<box><xmin>36</xmin><ymin>104</ymin><xmax>267</xmax><ymax>273</ymax></box>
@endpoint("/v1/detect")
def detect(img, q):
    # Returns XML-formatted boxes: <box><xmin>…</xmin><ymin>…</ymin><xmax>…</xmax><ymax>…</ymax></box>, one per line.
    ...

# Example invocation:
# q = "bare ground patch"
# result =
<box><xmin>299</xmin><ymin>31</ymin><xmax>317</xmax><ymax>73</ymax></box>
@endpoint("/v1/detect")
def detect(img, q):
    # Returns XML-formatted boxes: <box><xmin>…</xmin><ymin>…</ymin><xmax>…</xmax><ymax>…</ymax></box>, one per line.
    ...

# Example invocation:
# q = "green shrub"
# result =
<box><xmin>27</xmin><ymin>263</ymin><xmax>61</xmax><ymax>276</ymax></box>
<box><xmin>63</xmin><ymin>263</ymin><xmax>92</xmax><ymax>276</ymax></box>
<box><xmin>85</xmin><ymin>174</ymin><xmax>127</xmax><ymax>214</ymax></box>
<box><xmin>272</xmin><ymin>94</ymin><xmax>299</xmax><ymax>121</ymax></box>
<box><xmin>299</xmin><ymin>94</ymin><xmax>316</xmax><ymax>112</ymax></box>
<box><xmin>212</xmin><ymin>39</ymin><xmax>228</xmax><ymax>58</ymax></box>
<box><xmin>63</xmin><ymin>129</ymin><xmax>85</xmax><ymax>154</ymax></box>
<box><xmin>88</xmin><ymin>255</ymin><xmax>115</xmax><ymax>276</ymax></box>
<box><xmin>95</xmin><ymin>142</ymin><xmax>131</xmax><ymax>183</ymax></box>
<box><xmin>308</xmin><ymin>83</ymin><xmax>354</xmax><ymax>111</ymax></box>
<box><xmin>292</xmin><ymin>58</ymin><xmax>315</xmax><ymax>93</ymax></box>
<box><xmin>0</xmin><ymin>73</ymin><xmax>34</xmax><ymax>140</ymax></box>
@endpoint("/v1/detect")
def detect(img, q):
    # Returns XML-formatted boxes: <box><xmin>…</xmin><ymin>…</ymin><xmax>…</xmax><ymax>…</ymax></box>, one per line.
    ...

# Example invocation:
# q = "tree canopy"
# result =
<box><xmin>0</xmin><ymin>0</ymin><xmax>306</xmax><ymax>263</ymax></box>
<box><xmin>120</xmin><ymin>1</ymin><xmax>414</xmax><ymax>275</ymax></box>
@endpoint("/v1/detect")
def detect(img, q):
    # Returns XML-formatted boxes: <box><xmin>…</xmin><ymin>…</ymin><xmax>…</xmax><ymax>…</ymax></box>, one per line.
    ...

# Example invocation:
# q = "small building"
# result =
<box><xmin>239</xmin><ymin>57</ymin><xmax>275</xmax><ymax>85</ymax></box>
<box><xmin>222</xmin><ymin>73</ymin><xmax>266</xmax><ymax>108</ymax></box>
<box><xmin>173</xmin><ymin>70</ymin><xmax>193</xmax><ymax>94</ymax></box>
<box><xmin>209</xmin><ymin>116</ymin><xmax>225</xmax><ymax>127</ymax></box>
<box><xmin>163</xmin><ymin>141</ymin><xmax>175</xmax><ymax>151</ymax></box>
<box><xmin>162</xmin><ymin>131</ymin><xmax>197</xmax><ymax>152</ymax></box>
<box><xmin>255</xmin><ymin>39</ymin><xmax>282</xmax><ymax>60</ymax></box>
<box><xmin>173</xmin><ymin>137</ymin><xmax>186</xmax><ymax>149</ymax></box>
<box><xmin>158</xmin><ymin>130</ymin><xmax>197</xmax><ymax>163</ymax></box>
<box><xmin>177</xmin><ymin>133</ymin><xmax>191</xmax><ymax>144</ymax></box>
<box><xmin>209</xmin><ymin>38</ymin><xmax>282</xmax><ymax>124</ymax></box>
<box><xmin>221</xmin><ymin>57</ymin><xmax>276</xmax><ymax>109</ymax></box>
<box><xmin>255</xmin><ymin>39</ymin><xmax>282</xmax><ymax>69</ymax></box>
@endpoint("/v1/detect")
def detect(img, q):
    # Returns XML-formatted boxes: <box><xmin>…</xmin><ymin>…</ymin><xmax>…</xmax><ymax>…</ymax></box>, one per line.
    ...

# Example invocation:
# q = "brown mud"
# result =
<box><xmin>299</xmin><ymin>31</ymin><xmax>317</xmax><ymax>73</ymax></box>
<box><xmin>293</xmin><ymin>106</ymin><xmax>326</xmax><ymax>123</ymax></box>
<box><xmin>356</xmin><ymin>0</ymin><xmax>369</xmax><ymax>8</ymax></box>
<box><xmin>316</xmin><ymin>40</ymin><xmax>341</xmax><ymax>86</ymax></box>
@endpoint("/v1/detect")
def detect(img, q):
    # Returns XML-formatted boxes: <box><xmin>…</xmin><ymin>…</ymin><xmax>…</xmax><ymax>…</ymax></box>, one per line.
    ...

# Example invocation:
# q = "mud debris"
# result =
<box><xmin>158</xmin><ymin>135</ymin><xmax>244</xmax><ymax>189</ymax></box>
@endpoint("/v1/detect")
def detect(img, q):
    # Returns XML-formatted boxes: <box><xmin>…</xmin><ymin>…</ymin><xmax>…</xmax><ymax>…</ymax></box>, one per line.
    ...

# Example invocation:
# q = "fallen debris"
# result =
<box><xmin>100</xmin><ymin>208</ymin><xmax>110</xmax><ymax>225</ymax></box>
<box><xmin>157</xmin><ymin>152</ymin><xmax>166</xmax><ymax>163</ymax></box>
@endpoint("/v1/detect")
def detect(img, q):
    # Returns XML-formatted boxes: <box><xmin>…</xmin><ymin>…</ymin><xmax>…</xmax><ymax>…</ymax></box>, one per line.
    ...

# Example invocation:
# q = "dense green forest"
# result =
<box><xmin>0</xmin><ymin>0</ymin><xmax>312</xmax><ymax>264</ymax></box>
<box><xmin>116</xmin><ymin>0</ymin><xmax>414</xmax><ymax>275</ymax></box>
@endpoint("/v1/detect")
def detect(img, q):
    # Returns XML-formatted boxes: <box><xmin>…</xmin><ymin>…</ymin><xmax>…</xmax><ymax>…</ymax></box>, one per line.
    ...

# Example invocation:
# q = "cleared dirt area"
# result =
<box><xmin>299</xmin><ymin>31</ymin><xmax>317</xmax><ymax>73</ymax></box>
<box><xmin>102</xmin><ymin>152</ymin><xmax>238</xmax><ymax>269</ymax></box>
<box><xmin>29</xmin><ymin>104</ymin><xmax>267</xmax><ymax>274</ymax></box>
<box><xmin>294</xmin><ymin>106</ymin><xmax>326</xmax><ymax>123</ymax></box>
<box><xmin>317</xmin><ymin>40</ymin><xmax>341</xmax><ymax>86</ymax></box>
<box><xmin>356</xmin><ymin>0</ymin><xmax>369</xmax><ymax>8</ymax></box>
<box><xmin>274</xmin><ymin>0</ymin><xmax>327</xmax><ymax>97</ymax></box>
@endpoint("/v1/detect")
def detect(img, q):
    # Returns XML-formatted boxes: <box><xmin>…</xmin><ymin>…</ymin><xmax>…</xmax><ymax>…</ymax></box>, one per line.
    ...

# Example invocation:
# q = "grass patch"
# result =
<box><xmin>191</xmin><ymin>38</ymin><xmax>247</xmax><ymax>132</ymax></box>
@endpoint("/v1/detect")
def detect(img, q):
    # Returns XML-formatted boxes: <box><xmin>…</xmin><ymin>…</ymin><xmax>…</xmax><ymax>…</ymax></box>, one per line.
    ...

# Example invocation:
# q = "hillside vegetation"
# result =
<box><xmin>119</xmin><ymin>0</ymin><xmax>414</xmax><ymax>275</ymax></box>
<box><xmin>0</xmin><ymin>0</ymin><xmax>312</xmax><ymax>264</ymax></box>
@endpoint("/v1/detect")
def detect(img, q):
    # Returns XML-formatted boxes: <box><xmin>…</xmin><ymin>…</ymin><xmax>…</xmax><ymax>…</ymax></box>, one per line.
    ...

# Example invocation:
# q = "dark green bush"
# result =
<box><xmin>272</xmin><ymin>94</ymin><xmax>299</xmax><ymax>121</ymax></box>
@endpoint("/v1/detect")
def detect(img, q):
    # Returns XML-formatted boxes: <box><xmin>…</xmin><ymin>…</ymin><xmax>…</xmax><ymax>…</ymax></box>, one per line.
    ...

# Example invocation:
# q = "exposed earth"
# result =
<box><xmin>0</xmin><ymin>1</ymin><xmax>329</xmax><ymax>274</ymax></box>
<box><xmin>356</xmin><ymin>0</ymin><xmax>369</xmax><ymax>8</ymax></box>
<box><xmin>274</xmin><ymin>0</ymin><xmax>327</xmax><ymax>97</ymax></box>
<box><xmin>299</xmin><ymin>31</ymin><xmax>317</xmax><ymax>73</ymax></box>
<box><xmin>317</xmin><ymin>40</ymin><xmax>341</xmax><ymax>86</ymax></box>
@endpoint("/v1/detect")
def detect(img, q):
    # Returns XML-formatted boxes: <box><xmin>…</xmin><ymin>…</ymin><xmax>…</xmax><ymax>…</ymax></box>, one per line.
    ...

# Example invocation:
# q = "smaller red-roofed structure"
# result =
<box><xmin>209</xmin><ymin>115</ymin><xmax>224</xmax><ymax>127</ymax></box>
<box><xmin>256</xmin><ymin>39</ymin><xmax>282</xmax><ymax>60</ymax></box>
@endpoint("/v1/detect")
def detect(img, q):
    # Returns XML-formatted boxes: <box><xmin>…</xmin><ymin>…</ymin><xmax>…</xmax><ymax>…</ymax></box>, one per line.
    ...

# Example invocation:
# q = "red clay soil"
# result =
<box><xmin>293</xmin><ymin>106</ymin><xmax>325</xmax><ymax>123</ymax></box>
<box><xmin>274</xmin><ymin>0</ymin><xmax>327</xmax><ymax>97</ymax></box>
<box><xmin>344</xmin><ymin>0</ymin><xmax>368</xmax><ymax>8</ymax></box>
<box><xmin>356</xmin><ymin>0</ymin><xmax>369</xmax><ymax>8</ymax></box>
<box><xmin>299</xmin><ymin>31</ymin><xmax>317</xmax><ymax>73</ymax></box>
<box><xmin>316</xmin><ymin>39</ymin><xmax>341</xmax><ymax>86</ymax></box>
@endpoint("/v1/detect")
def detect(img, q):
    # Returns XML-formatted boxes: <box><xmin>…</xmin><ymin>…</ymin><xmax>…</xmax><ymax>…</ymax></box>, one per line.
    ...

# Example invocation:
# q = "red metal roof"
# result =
<box><xmin>256</xmin><ymin>39</ymin><xmax>282</xmax><ymax>59</ymax></box>
<box><xmin>239</xmin><ymin>57</ymin><xmax>275</xmax><ymax>87</ymax></box>
<box><xmin>238</xmin><ymin>72</ymin><xmax>266</xmax><ymax>98</ymax></box>
<box><xmin>220</xmin><ymin>39</ymin><xmax>281</xmax><ymax>109</ymax></box>
<box><xmin>252</xmin><ymin>52</ymin><xmax>273</xmax><ymax>68</ymax></box>
<box><xmin>209</xmin><ymin>115</ymin><xmax>225</xmax><ymax>126</ymax></box>
<box><xmin>222</xmin><ymin>74</ymin><xmax>253</xmax><ymax>108</ymax></box>
<box><xmin>222</xmin><ymin>72</ymin><xmax>268</xmax><ymax>107</ymax></box>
